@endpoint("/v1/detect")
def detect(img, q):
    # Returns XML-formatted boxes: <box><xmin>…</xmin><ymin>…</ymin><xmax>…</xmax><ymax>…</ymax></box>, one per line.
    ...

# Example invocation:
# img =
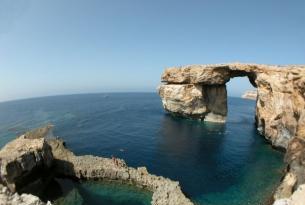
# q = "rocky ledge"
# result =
<box><xmin>0</xmin><ymin>126</ymin><xmax>193</xmax><ymax>205</ymax></box>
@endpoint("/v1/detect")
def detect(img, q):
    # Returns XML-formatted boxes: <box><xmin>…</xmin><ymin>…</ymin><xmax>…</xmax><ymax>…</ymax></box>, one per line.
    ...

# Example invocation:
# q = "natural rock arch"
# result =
<box><xmin>158</xmin><ymin>63</ymin><xmax>305</xmax><ymax>150</ymax></box>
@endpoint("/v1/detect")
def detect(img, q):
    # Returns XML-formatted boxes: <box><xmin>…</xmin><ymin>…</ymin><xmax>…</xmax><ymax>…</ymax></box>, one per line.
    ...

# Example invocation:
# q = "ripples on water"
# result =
<box><xmin>0</xmin><ymin>93</ymin><xmax>284</xmax><ymax>205</ymax></box>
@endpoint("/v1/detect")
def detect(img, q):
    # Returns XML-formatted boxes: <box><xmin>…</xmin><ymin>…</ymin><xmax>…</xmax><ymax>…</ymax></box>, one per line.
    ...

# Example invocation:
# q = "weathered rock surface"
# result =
<box><xmin>0</xmin><ymin>184</ymin><xmax>50</xmax><ymax>205</ymax></box>
<box><xmin>0</xmin><ymin>135</ymin><xmax>53</xmax><ymax>192</ymax></box>
<box><xmin>0</xmin><ymin>127</ymin><xmax>194</xmax><ymax>205</ymax></box>
<box><xmin>273</xmin><ymin>184</ymin><xmax>305</xmax><ymax>205</ymax></box>
<box><xmin>274</xmin><ymin>172</ymin><xmax>297</xmax><ymax>200</ymax></box>
<box><xmin>158</xmin><ymin>84</ymin><xmax>227</xmax><ymax>122</ymax></box>
<box><xmin>285</xmin><ymin>137</ymin><xmax>305</xmax><ymax>187</ymax></box>
<box><xmin>48</xmin><ymin>138</ymin><xmax>194</xmax><ymax>205</ymax></box>
<box><xmin>242</xmin><ymin>90</ymin><xmax>257</xmax><ymax>100</ymax></box>
<box><xmin>159</xmin><ymin>63</ymin><xmax>305</xmax><ymax>204</ymax></box>
<box><xmin>158</xmin><ymin>63</ymin><xmax>305</xmax><ymax>150</ymax></box>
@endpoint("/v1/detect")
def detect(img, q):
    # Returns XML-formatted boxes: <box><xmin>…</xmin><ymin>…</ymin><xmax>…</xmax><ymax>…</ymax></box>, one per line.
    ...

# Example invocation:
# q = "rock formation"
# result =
<box><xmin>242</xmin><ymin>90</ymin><xmax>257</xmax><ymax>100</ymax></box>
<box><xmin>0</xmin><ymin>184</ymin><xmax>50</xmax><ymax>205</ymax></box>
<box><xmin>158</xmin><ymin>63</ymin><xmax>305</xmax><ymax>205</ymax></box>
<box><xmin>0</xmin><ymin>134</ymin><xmax>53</xmax><ymax>193</ymax></box>
<box><xmin>158</xmin><ymin>63</ymin><xmax>305</xmax><ymax>150</ymax></box>
<box><xmin>273</xmin><ymin>184</ymin><xmax>305</xmax><ymax>205</ymax></box>
<box><xmin>0</xmin><ymin>126</ymin><xmax>193</xmax><ymax>205</ymax></box>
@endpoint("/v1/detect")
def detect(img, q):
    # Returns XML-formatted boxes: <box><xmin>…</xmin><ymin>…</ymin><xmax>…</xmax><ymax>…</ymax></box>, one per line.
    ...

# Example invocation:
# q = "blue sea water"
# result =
<box><xmin>0</xmin><ymin>93</ymin><xmax>284</xmax><ymax>205</ymax></box>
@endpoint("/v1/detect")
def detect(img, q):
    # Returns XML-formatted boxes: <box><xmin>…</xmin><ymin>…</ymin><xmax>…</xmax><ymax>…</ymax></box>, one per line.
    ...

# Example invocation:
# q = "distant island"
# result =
<box><xmin>242</xmin><ymin>90</ymin><xmax>257</xmax><ymax>100</ymax></box>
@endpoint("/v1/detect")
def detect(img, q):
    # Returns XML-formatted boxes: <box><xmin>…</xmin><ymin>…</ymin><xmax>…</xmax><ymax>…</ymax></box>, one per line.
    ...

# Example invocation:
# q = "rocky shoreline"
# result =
<box><xmin>158</xmin><ymin>63</ymin><xmax>305</xmax><ymax>150</ymax></box>
<box><xmin>158</xmin><ymin>63</ymin><xmax>305</xmax><ymax>205</ymax></box>
<box><xmin>1</xmin><ymin>124</ymin><xmax>304</xmax><ymax>205</ymax></box>
<box><xmin>1</xmin><ymin>63</ymin><xmax>305</xmax><ymax>205</ymax></box>
<box><xmin>0</xmin><ymin>126</ymin><xmax>193</xmax><ymax>205</ymax></box>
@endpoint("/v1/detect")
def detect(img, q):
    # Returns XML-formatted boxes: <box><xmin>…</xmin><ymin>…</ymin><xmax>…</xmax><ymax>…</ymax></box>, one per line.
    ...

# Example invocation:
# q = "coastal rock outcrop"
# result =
<box><xmin>0</xmin><ymin>126</ymin><xmax>194</xmax><ymax>205</ymax></box>
<box><xmin>158</xmin><ymin>63</ymin><xmax>305</xmax><ymax>204</ymax></box>
<box><xmin>158</xmin><ymin>63</ymin><xmax>305</xmax><ymax>150</ymax></box>
<box><xmin>0</xmin><ymin>184</ymin><xmax>50</xmax><ymax>205</ymax></box>
<box><xmin>48</xmin><ymin>138</ymin><xmax>193</xmax><ymax>205</ymax></box>
<box><xmin>273</xmin><ymin>184</ymin><xmax>305</xmax><ymax>205</ymax></box>
<box><xmin>159</xmin><ymin>84</ymin><xmax>227</xmax><ymax>122</ymax></box>
<box><xmin>0</xmin><ymin>134</ymin><xmax>53</xmax><ymax>192</ymax></box>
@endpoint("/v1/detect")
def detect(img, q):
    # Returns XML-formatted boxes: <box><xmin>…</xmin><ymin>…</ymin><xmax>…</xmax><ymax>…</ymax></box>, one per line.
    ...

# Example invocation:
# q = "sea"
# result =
<box><xmin>0</xmin><ymin>93</ymin><xmax>284</xmax><ymax>205</ymax></box>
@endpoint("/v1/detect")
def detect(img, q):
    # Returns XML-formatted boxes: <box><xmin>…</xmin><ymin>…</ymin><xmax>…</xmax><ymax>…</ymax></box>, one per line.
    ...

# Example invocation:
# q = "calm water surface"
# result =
<box><xmin>0</xmin><ymin>93</ymin><xmax>284</xmax><ymax>205</ymax></box>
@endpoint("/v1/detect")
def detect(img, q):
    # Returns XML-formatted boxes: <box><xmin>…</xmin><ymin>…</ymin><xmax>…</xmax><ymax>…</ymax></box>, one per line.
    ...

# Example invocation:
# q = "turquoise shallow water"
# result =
<box><xmin>0</xmin><ymin>93</ymin><xmax>284</xmax><ymax>205</ymax></box>
<box><xmin>47</xmin><ymin>179</ymin><xmax>152</xmax><ymax>205</ymax></box>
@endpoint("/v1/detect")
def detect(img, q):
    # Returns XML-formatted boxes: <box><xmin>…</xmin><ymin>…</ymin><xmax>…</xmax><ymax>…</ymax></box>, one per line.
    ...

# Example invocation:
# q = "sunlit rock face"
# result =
<box><xmin>0</xmin><ymin>135</ymin><xmax>53</xmax><ymax>192</ymax></box>
<box><xmin>158</xmin><ymin>63</ymin><xmax>305</xmax><ymax>150</ymax></box>
<box><xmin>158</xmin><ymin>84</ymin><xmax>227</xmax><ymax>122</ymax></box>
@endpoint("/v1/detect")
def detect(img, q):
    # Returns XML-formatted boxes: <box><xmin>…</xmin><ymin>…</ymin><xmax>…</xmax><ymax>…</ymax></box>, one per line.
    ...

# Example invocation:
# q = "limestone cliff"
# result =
<box><xmin>158</xmin><ymin>63</ymin><xmax>305</xmax><ymax>150</ymax></box>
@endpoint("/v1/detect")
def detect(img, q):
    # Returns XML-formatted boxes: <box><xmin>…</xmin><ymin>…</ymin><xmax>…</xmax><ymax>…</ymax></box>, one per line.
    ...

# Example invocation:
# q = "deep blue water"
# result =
<box><xmin>0</xmin><ymin>93</ymin><xmax>284</xmax><ymax>205</ymax></box>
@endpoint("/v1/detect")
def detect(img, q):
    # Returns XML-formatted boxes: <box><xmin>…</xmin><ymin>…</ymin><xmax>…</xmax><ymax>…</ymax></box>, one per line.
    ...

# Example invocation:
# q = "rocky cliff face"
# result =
<box><xmin>158</xmin><ymin>63</ymin><xmax>305</xmax><ymax>150</ymax></box>
<box><xmin>0</xmin><ymin>135</ymin><xmax>53</xmax><ymax>193</ymax></box>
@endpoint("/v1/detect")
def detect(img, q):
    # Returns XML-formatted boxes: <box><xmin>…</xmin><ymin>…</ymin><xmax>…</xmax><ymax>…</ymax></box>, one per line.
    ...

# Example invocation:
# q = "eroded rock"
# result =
<box><xmin>158</xmin><ymin>84</ymin><xmax>227</xmax><ymax>122</ymax></box>
<box><xmin>0</xmin><ymin>126</ymin><xmax>194</xmax><ymax>205</ymax></box>
<box><xmin>0</xmin><ymin>135</ymin><xmax>53</xmax><ymax>192</ymax></box>
<box><xmin>273</xmin><ymin>184</ymin><xmax>305</xmax><ymax>205</ymax></box>
<box><xmin>0</xmin><ymin>183</ymin><xmax>51</xmax><ymax>205</ymax></box>
<box><xmin>47</xmin><ymin>138</ymin><xmax>194</xmax><ymax>205</ymax></box>
<box><xmin>158</xmin><ymin>63</ymin><xmax>305</xmax><ymax>150</ymax></box>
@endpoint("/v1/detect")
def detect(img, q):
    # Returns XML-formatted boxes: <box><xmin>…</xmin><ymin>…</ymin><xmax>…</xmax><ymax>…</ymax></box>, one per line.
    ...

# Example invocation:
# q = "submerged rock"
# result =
<box><xmin>158</xmin><ymin>63</ymin><xmax>305</xmax><ymax>150</ymax></box>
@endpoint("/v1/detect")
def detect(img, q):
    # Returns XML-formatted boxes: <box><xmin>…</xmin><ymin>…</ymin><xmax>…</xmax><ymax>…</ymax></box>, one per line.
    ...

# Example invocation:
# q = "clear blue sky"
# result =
<box><xmin>0</xmin><ymin>0</ymin><xmax>304</xmax><ymax>102</ymax></box>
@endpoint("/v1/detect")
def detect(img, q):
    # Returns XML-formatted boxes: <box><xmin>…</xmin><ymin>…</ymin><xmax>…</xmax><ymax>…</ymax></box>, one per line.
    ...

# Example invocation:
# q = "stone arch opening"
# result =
<box><xmin>158</xmin><ymin>63</ymin><xmax>305</xmax><ymax>150</ymax></box>
<box><xmin>159</xmin><ymin>68</ymin><xmax>258</xmax><ymax>123</ymax></box>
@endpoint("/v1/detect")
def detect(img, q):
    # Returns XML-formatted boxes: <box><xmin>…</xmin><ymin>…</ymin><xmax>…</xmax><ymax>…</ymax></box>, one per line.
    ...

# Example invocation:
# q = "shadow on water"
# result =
<box><xmin>43</xmin><ymin>178</ymin><xmax>152</xmax><ymax>205</ymax></box>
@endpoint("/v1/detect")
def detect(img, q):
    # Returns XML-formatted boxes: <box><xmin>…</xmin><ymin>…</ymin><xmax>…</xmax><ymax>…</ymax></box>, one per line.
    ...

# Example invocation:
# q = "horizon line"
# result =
<box><xmin>0</xmin><ymin>91</ymin><xmax>249</xmax><ymax>104</ymax></box>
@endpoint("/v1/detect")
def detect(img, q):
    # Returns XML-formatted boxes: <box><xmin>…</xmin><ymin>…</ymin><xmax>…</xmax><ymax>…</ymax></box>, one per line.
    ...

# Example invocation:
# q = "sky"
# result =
<box><xmin>0</xmin><ymin>0</ymin><xmax>304</xmax><ymax>102</ymax></box>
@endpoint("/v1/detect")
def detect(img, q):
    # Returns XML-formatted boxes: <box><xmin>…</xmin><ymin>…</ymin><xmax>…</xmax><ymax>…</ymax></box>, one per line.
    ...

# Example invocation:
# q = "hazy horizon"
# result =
<box><xmin>1</xmin><ymin>0</ymin><xmax>304</xmax><ymax>102</ymax></box>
